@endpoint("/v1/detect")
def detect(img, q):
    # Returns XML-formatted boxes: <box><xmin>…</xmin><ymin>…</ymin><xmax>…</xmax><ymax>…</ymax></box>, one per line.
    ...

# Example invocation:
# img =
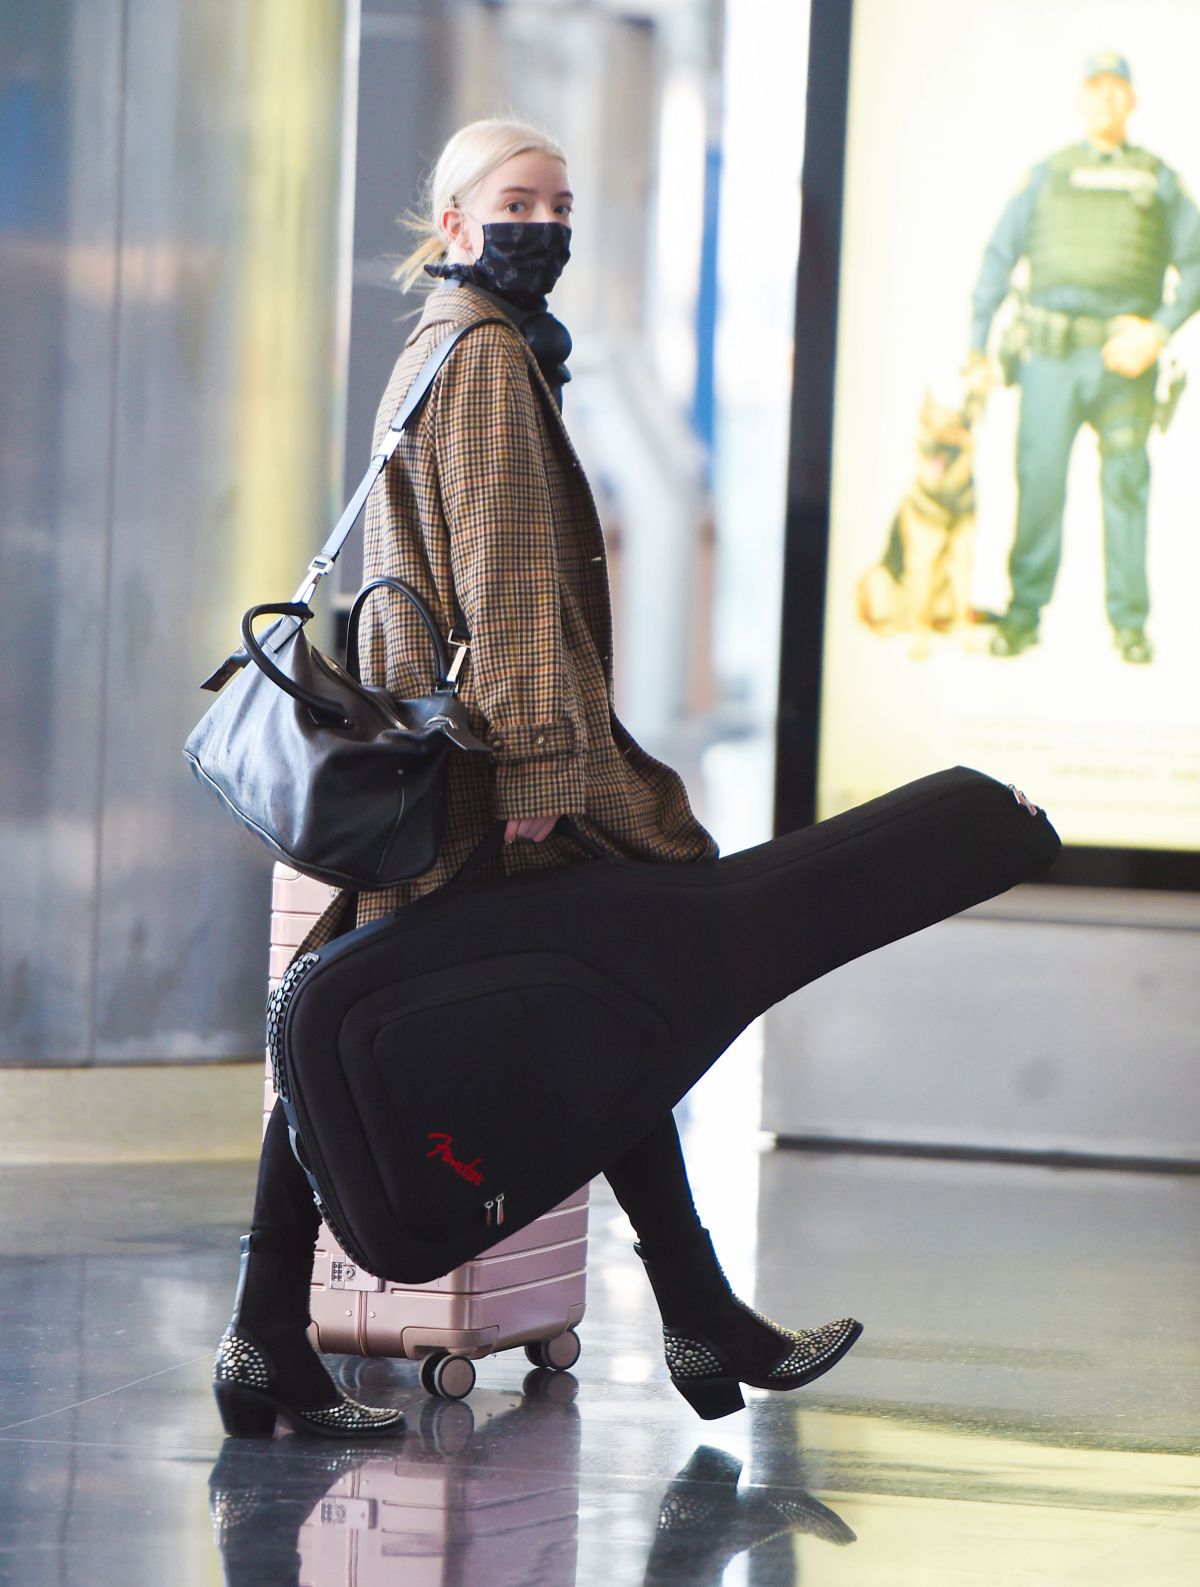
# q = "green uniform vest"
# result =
<box><xmin>1026</xmin><ymin>144</ymin><xmax>1169</xmax><ymax>310</ymax></box>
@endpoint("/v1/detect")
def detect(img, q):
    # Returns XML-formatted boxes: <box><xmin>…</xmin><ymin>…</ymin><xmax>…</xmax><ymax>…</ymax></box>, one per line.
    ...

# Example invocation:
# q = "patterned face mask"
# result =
<box><xmin>462</xmin><ymin>221</ymin><xmax>572</xmax><ymax>309</ymax></box>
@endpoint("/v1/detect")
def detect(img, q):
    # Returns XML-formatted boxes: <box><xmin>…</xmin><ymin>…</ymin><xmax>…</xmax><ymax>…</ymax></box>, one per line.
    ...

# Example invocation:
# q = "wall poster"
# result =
<box><xmin>812</xmin><ymin>0</ymin><xmax>1200</xmax><ymax>860</ymax></box>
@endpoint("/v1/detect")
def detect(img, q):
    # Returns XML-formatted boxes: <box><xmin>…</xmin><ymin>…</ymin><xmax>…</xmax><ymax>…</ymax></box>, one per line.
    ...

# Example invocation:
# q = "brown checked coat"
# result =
<box><xmin>318</xmin><ymin>282</ymin><xmax>715</xmax><ymax>940</ymax></box>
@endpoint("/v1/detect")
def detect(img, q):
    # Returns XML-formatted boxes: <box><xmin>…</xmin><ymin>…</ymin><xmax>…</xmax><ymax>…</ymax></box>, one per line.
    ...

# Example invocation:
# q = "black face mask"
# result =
<box><xmin>459</xmin><ymin>221</ymin><xmax>571</xmax><ymax>309</ymax></box>
<box><xmin>425</xmin><ymin>222</ymin><xmax>574</xmax><ymax>404</ymax></box>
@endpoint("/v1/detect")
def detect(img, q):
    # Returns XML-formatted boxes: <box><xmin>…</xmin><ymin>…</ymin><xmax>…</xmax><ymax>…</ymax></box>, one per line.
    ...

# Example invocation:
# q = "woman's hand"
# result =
<box><xmin>504</xmin><ymin>814</ymin><xmax>563</xmax><ymax>844</ymax></box>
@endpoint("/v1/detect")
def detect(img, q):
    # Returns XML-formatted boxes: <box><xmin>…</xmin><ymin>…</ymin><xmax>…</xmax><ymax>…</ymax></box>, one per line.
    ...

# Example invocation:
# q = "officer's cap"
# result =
<box><xmin>1083</xmin><ymin>50</ymin><xmax>1132</xmax><ymax>85</ymax></box>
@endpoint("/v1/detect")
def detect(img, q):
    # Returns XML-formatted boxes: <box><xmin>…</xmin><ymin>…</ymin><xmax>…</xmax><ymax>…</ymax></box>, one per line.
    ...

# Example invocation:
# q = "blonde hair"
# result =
<box><xmin>394</xmin><ymin>117</ymin><xmax>567</xmax><ymax>292</ymax></box>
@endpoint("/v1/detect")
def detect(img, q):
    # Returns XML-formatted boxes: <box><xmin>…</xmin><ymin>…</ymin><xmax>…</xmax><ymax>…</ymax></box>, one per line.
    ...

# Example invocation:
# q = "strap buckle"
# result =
<box><xmin>445</xmin><ymin>628</ymin><xmax>470</xmax><ymax>687</ymax></box>
<box><xmin>291</xmin><ymin>554</ymin><xmax>336</xmax><ymax>607</ymax></box>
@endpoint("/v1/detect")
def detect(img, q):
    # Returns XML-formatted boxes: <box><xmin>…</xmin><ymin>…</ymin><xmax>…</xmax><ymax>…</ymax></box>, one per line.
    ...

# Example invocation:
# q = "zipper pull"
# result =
<box><xmin>483</xmin><ymin>1198</ymin><xmax>494</xmax><ymax>1227</ymax></box>
<box><xmin>495</xmin><ymin>1193</ymin><xmax>505</xmax><ymax>1227</ymax></box>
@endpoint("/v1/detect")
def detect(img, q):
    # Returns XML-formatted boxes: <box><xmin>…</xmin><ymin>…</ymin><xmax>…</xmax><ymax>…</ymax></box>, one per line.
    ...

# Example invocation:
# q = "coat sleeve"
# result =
<box><xmin>431</xmin><ymin>322</ymin><xmax>587</xmax><ymax>821</ymax></box>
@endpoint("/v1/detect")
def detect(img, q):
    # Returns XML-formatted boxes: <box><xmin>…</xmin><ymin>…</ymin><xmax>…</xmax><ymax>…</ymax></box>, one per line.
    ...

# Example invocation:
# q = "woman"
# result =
<box><xmin>213</xmin><ymin>118</ymin><xmax>861</xmax><ymax>1439</ymax></box>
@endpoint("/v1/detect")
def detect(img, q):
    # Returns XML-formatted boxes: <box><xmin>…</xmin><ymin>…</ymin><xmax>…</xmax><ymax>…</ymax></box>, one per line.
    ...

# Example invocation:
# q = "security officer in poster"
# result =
<box><xmin>967</xmin><ymin>52</ymin><xmax>1200</xmax><ymax>663</ymax></box>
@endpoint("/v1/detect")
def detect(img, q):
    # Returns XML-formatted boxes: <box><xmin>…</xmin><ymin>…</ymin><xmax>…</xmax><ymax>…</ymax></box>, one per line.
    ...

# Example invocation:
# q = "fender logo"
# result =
<box><xmin>426</xmin><ymin>1132</ymin><xmax>484</xmax><ymax>1186</ymax></box>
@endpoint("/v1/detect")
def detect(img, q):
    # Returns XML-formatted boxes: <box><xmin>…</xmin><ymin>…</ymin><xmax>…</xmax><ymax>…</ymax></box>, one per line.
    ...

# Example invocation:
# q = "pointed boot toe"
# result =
<box><xmin>663</xmin><ymin>1313</ymin><xmax>863</xmax><ymax>1420</ymax></box>
<box><xmin>213</xmin><ymin>1327</ymin><xmax>406</xmax><ymax>1440</ymax></box>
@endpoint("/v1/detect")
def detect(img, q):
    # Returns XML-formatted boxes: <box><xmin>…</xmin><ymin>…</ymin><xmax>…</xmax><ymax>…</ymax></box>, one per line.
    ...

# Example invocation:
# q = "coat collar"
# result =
<box><xmin>411</xmin><ymin>280</ymin><xmax>509</xmax><ymax>336</ymax></box>
<box><xmin>408</xmin><ymin>283</ymin><xmax>577</xmax><ymax>453</ymax></box>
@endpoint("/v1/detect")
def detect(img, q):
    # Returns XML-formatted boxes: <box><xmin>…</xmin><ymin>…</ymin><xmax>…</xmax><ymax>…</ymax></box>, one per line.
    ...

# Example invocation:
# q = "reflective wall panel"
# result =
<box><xmin>0</xmin><ymin>0</ymin><xmax>356</xmax><ymax>1063</ymax></box>
<box><xmin>1</xmin><ymin>2</ymin><xmax>112</xmax><ymax>1063</ymax></box>
<box><xmin>761</xmin><ymin>889</ymin><xmax>1200</xmax><ymax>1164</ymax></box>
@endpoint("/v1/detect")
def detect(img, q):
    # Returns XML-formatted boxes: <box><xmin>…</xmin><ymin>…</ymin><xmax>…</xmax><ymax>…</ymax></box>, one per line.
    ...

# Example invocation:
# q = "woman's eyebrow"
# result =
<box><xmin>497</xmin><ymin>185</ymin><xmax>575</xmax><ymax>200</ymax></box>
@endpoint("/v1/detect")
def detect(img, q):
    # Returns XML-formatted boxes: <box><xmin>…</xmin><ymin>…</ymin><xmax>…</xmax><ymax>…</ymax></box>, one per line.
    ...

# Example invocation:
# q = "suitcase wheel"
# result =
<box><xmin>524</xmin><ymin>1328</ymin><xmax>581</xmax><ymax>1373</ymax></box>
<box><xmin>418</xmin><ymin>1349</ymin><xmax>477</xmax><ymax>1401</ymax></box>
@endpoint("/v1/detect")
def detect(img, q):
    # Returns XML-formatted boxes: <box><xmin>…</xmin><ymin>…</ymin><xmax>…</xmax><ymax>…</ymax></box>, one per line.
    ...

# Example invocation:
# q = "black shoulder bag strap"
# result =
<box><xmin>201</xmin><ymin>316</ymin><xmax>506</xmax><ymax>692</ymax></box>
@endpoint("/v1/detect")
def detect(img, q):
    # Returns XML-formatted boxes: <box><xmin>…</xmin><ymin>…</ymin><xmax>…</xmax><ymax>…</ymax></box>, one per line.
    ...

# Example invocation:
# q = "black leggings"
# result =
<box><xmin>252</xmin><ymin>1097</ymin><xmax>702</xmax><ymax>1257</ymax></box>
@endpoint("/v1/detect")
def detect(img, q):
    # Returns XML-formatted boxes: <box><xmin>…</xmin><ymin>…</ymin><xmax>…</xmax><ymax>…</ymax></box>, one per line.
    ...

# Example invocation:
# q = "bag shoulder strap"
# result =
<box><xmin>292</xmin><ymin>314</ymin><xmax>509</xmax><ymax>606</ymax></box>
<box><xmin>201</xmin><ymin>315</ymin><xmax>505</xmax><ymax>693</ymax></box>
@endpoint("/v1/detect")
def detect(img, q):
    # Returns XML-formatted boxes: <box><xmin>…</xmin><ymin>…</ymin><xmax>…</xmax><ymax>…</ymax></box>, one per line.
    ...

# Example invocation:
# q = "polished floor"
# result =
<box><xmin>0</xmin><ymin>1104</ymin><xmax>1197</xmax><ymax>1587</ymax></box>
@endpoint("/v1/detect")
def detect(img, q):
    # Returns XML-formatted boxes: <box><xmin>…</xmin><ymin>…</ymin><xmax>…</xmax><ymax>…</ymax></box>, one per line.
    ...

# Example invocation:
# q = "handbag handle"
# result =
<box><xmin>239</xmin><ymin>603</ymin><xmax>350</xmax><ymax>726</ymax></box>
<box><xmin>344</xmin><ymin>576</ymin><xmax>457</xmax><ymax>688</ymax></box>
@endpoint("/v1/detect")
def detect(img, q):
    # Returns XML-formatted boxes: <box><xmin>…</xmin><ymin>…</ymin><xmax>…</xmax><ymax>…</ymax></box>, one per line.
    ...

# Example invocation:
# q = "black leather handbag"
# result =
<box><xmin>267</xmin><ymin>768</ymin><xmax>1061</xmax><ymax>1283</ymax></box>
<box><xmin>184</xmin><ymin>319</ymin><xmax>504</xmax><ymax>889</ymax></box>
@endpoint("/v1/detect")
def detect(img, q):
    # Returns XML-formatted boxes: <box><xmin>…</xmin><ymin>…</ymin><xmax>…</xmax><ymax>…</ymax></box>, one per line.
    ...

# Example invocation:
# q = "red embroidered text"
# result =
<box><xmin>426</xmin><ymin>1133</ymin><xmax>484</xmax><ymax>1186</ymax></box>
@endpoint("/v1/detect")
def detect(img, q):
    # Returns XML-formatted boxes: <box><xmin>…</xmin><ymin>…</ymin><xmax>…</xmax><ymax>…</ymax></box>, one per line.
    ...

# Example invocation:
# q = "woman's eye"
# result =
<box><xmin>504</xmin><ymin>200</ymin><xmax>526</xmax><ymax>214</ymax></box>
<box><xmin>555</xmin><ymin>204</ymin><xmax>573</xmax><ymax>219</ymax></box>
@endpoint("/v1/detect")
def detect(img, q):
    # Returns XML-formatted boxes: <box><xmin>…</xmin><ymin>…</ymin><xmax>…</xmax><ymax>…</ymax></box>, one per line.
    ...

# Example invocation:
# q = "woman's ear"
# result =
<box><xmin>441</xmin><ymin>206</ymin><xmax>470</xmax><ymax>254</ymax></box>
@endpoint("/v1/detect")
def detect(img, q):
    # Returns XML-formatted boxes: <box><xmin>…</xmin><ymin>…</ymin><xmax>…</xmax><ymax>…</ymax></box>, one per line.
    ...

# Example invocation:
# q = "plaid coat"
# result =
<box><xmin>307</xmin><ymin>282</ymin><xmax>716</xmax><ymax>948</ymax></box>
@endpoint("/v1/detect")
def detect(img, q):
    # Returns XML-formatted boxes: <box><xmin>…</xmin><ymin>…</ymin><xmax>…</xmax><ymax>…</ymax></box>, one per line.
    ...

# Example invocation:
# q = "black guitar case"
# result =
<box><xmin>270</xmin><ymin>766</ymin><xmax>1060</xmax><ymax>1284</ymax></box>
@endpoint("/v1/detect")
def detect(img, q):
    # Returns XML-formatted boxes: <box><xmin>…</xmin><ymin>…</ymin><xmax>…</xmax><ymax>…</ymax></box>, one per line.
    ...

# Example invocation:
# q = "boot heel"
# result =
<box><xmin>675</xmin><ymin>1376</ymin><xmax>745</xmax><ymax>1420</ymax></box>
<box><xmin>214</xmin><ymin>1383</ymin><xmax>278</xmax><ymax>1439</ymax></box>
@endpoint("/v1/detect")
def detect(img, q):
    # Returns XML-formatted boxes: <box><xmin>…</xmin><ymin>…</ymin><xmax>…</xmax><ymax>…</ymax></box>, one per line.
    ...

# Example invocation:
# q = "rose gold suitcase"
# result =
<box><xmin>266</xmin><ymin>864</ymin><xmax>589</xmax><ymax>1400</ymax></box>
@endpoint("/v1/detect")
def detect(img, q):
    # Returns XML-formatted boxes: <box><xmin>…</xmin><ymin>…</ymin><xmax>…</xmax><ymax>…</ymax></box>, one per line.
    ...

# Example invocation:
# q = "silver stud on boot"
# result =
<box><xmin>637</xmin><ymin>1234</ymin><xmax>863</xmax><ymax>1421</ymax></box>
<box><xmin>213</xmin><ymin>1235</ymin><xmax>405</xmax><ymax>1439</ymax></box>
<box><xmin>661</xmin><ymin>1313</ymin><xmax>863</xmax><ymax>1420</ymax></box>
<box><xmin>212</xmin><ymin>1327</ymin><xmax>406</xmax><ymax>1439</ymax></box>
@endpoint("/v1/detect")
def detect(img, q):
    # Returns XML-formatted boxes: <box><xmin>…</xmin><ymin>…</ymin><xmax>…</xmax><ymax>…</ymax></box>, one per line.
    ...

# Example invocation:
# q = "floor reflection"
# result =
<box><xmin>1</xmin><ymin>1140</ymin><xmax>1196</xmax><ymax>1587</ymax></box>
<box><xmin>203</xmin><ymin>1377</ymin><xmax>1200</xmax><ymax>1587</ymax></box>
<box><xmin>643</xmin><ymin>1445</ymin><xmax>854</xmax><ymax>1585</ymax></box>
<box><xmin>211</xmin><ymin>1379</ymin><xmax>581</xmax><ymax>1586</ymax></box>
<box><xmin>208</xmin><ymin>1393</ymin><xmax>856</xmax><ymax>1587</ymax></box>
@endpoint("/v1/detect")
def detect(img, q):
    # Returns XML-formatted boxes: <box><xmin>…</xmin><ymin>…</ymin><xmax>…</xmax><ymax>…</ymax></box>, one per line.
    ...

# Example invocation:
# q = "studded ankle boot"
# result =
<box><xmin>213</xmin><ymin>1235</ymin><xmax>405</xmax><ymax>1439</ymax></box>
<box><xmin>635</xmin><ymin>1228</ymin><xmax>862</xmax><ymax>1420</ymax></box>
